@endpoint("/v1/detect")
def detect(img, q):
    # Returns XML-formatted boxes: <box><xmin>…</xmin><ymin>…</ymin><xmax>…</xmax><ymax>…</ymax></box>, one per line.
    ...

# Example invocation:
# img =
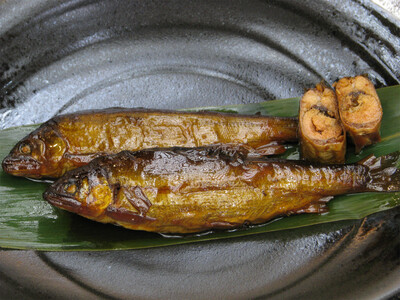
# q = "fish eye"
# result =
<box><xmin>19</xmin><ymin>142</ymin><xmax>32</xmax><ymax>155</ymax></box>
<box><xmin>64</xmin><ymin>182</ymin><xmax>77</xmax><ymax>195</ymax></box>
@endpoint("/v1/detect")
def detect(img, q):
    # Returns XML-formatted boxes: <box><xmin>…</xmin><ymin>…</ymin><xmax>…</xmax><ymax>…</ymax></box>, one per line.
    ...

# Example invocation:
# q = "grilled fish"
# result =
<box><xmin>2</xmin><ymin>108</ymin><xmax>298</xmax><ymax>179</ymax></box>
<box><xmin>299</xmin><ymin>83</ymin><xmax>346</xmax><ymax>164</ymax></box>
<box><xmin>334</xmin><ymin>75</ymin><xmax>382</xmax><ymax>153</ymax></box>
<box><xmin>43</xmin><ymin>145</ymin><xmax>400</xmax><ymax>234</ymax></box>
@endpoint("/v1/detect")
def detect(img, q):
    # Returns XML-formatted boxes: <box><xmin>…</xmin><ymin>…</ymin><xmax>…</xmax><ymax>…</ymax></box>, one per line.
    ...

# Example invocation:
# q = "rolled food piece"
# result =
<box><xmin>299</xmin><ymin>83</ymin><xmax>346</xmax><ymax>164</ymax></box>
<box><xmin>334</xmin><ymin>75</ymin><xmax>382</xmax><ymax>153</ymax></box>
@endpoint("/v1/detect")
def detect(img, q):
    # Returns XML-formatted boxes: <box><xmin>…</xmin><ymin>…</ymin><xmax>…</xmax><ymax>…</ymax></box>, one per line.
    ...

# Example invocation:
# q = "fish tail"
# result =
<box><xmin>358</xmin><ymin>151</ymin><xmax>400</xmax><ymax>192</ymax></box>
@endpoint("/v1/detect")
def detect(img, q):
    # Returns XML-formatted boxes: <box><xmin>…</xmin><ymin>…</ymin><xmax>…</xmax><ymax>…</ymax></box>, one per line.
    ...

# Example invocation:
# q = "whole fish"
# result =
<box><xmin>2</xmin><ymin>108</ymin><xmax>297</xmax><ymax>179</ymax></box>
<box><xmin>43</xmin><ymin>145</ymin><xmax>400</xmax><ymax>234</ymax></box>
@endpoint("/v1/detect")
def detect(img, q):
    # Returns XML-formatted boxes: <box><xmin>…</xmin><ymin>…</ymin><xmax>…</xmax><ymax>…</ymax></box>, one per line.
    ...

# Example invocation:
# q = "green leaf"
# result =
<box><xmin>0</xmin><ymin>86</ymin><xmax>399</xmax><ymax>251</ymax></box>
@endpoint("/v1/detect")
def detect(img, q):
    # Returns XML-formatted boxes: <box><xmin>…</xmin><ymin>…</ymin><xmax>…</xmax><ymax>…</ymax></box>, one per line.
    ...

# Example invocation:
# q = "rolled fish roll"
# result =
<box><xmin>299</xmin><ymin>83</ymin><xmax>346</xmax><ymax>164</ymax></box>
<box><xmin>334</xmin><ymin>75</ymin><xmax>382</xmax><ymax>153</ymax></box>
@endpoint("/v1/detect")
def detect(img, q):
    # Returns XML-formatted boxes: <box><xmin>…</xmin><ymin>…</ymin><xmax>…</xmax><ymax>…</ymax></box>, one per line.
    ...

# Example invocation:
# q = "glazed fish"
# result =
<box><xmin>334</xmin><ymin>75</ymin><xmax>382</xmax><ymax>153</ymax></box>
<box><xmin>43</xmin><ymin>145</ymin><xmax>400</xmax><ymax>234</ymax></box>
<box><xmin>2</xmin><ymin>108</ymin><xmax>298</xmax><ymax>179</ymax></box>
<box><xmin>299</xmin><ymin>83</ymin><xmax>346</xmax><ymax>164</ymax></box>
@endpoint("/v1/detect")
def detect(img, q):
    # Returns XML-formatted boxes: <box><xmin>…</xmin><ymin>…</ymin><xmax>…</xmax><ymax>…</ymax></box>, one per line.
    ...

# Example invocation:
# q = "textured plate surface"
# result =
<box><xmin>1</xmin><ymin>0</ymin><xmax>400</xmax><ymax>299</ymax></box>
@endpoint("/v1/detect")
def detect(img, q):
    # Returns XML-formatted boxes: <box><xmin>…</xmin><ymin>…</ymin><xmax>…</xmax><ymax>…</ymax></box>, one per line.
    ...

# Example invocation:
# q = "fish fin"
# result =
<box><xmin>107</xmin><ymin>184</ymin><xmax>154</xmax><ymax>223</ymax></box>
<box><xmin>359</xmin><ymin>151</ymin><xmax>400</xmax><ymax>192</ymax></box>
<box><xmin>199</xmin><ymin>144</ymin><xmax>253</xmax><ymax>161</ymax></box>
<box><xmin>105</xmin><ymin>206</ymin><xmax>156</xmax><ymax>224</ymax></box>
<box><xmin>121</xmin><ymin>186</ymin><xmax>152</xmax><ymax>215</ymax></box>
<box><xmin>110</xmin><ymin>184</ymin><xmax>152</xmax><ymax>216</ymax></box>
<box><xmin>202</xmin><ymin>143</ymin><xmax>286</xmax><ymax>159</ymax></box>
<box><xmin>296</xmin><ymin>196</ymin><xmax>333</xmax><ymax>214</ymax></box>
<box><xmin>254</xmin><ymin>142</ymin><xmax>287</xmax><ymax>156</ymax></box>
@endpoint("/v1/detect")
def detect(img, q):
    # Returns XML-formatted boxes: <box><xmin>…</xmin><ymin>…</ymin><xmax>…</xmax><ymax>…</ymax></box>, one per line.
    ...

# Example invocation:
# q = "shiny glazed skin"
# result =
<box><xmin>299</xmin><ymin>83</ymin><xmax>346</xmax><ymax>164</ymax></box>
<box><xmin>43</xmin><ymin>145</ymin><xmax>400</xmax><ymax>234</ymax></box>
<box><xmin>2</xmin><ymin>108</ymin><xmax>298</xmax><ymax>179</ymax></box>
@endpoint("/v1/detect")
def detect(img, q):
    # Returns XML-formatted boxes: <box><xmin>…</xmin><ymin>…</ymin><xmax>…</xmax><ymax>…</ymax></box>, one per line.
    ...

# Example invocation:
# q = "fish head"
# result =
<box><xmin>43</xmin><ymin>164</ymin><xmax>113</xmax><ymax>218</ymax></box>
<box><xmin>2</xmin><ymin>123</ymin><xmax>67</xmax><ymax>178</ymax></box>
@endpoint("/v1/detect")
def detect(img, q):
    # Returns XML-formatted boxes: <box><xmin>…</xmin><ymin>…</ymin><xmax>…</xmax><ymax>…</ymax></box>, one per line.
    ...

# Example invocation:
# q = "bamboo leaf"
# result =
<box><xmin>0</xmin><ymin>86</ymin><xmax>399</xmax><ymax>251</ymax></box>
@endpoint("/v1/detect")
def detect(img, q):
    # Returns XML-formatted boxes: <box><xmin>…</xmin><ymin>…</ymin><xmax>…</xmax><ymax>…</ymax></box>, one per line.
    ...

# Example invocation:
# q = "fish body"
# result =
<box><xmin>299</xmin><ymin>83</ymin><xmax>346</xmax><ymax>164</ymax></box>
<box><xmin>43</xmin><ymin>145</ymin><xmax>400</xmax><ymax>234</ymax></box>
<box><xmin>2</xmin><ymin>108</ymin><xmax>297</xmax><ymax>179</ymax></box>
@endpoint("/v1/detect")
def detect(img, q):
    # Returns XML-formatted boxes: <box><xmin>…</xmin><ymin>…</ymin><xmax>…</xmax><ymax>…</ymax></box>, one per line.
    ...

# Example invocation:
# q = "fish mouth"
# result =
<box><xmin>2</xmin><ymin>155</ymin><xmax>42</xmax><ymax>177</ymax></box>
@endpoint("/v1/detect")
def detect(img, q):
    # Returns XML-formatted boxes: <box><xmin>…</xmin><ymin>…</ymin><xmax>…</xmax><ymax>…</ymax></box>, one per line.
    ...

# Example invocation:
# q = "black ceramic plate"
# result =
<box><xmin>1</xmin><ymin>1</ymin><xmax>399</xmax><ymax>299</ymax></box>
